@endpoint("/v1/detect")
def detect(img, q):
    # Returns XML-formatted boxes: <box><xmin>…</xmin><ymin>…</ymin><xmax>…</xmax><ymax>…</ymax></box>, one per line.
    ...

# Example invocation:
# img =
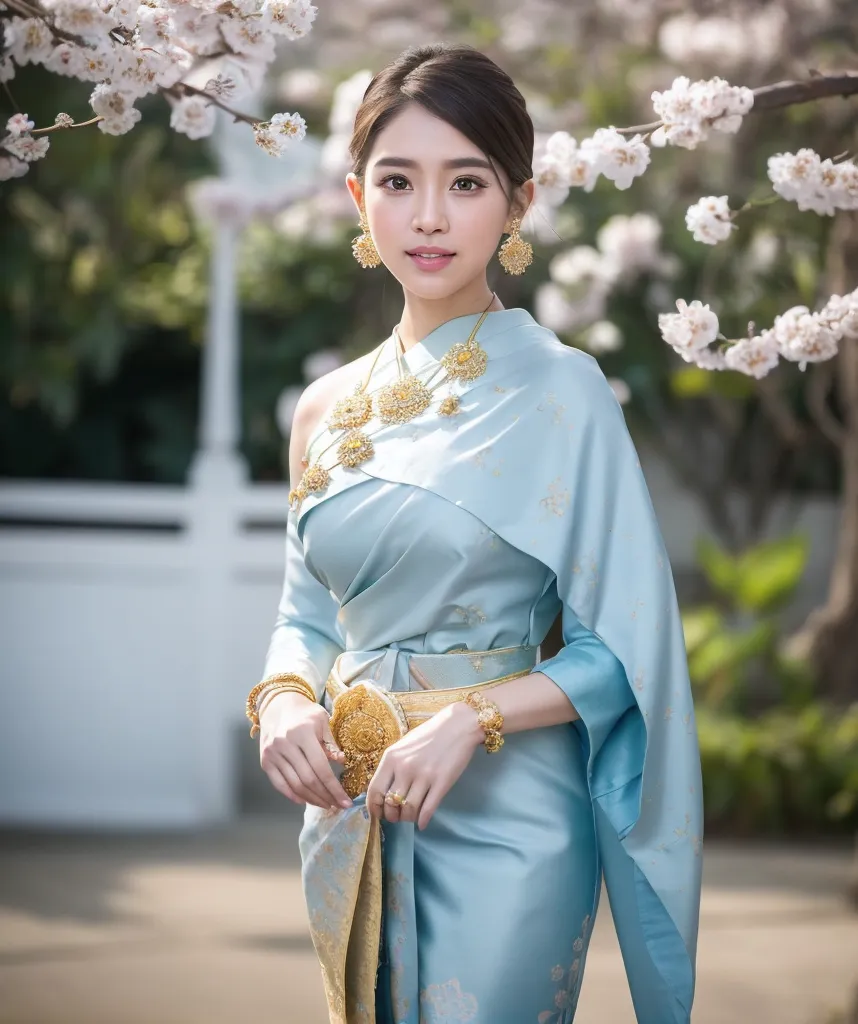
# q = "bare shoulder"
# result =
<box><xmin>287</xmin><ymin>347</ymin><xmax>380</xmax><ymax>486</ymax></box>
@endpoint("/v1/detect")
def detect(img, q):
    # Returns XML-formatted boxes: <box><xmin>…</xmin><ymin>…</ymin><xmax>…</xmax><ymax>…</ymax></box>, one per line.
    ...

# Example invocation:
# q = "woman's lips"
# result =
<box><xmin>407</xmin><ymin>252</ymin><xmax>455</xmax><ymax>272</ymax></box>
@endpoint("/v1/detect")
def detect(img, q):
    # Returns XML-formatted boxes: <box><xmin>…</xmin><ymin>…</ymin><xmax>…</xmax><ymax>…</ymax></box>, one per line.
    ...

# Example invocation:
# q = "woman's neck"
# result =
<box><xmin>396</xmin><ymin>286</ymin><xmax>504</xmax><ymax>353</ymax></box>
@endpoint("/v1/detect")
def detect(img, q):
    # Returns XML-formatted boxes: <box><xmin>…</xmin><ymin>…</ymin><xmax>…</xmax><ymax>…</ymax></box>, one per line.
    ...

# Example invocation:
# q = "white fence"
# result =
<box><xmin>0</xmin><ymin>450</ymin><xmax>840</xmax><ymax>830</ymax></box>
<box><xmin>0</xmin><ymin>470</ymin><xmax>290</xmax><ymax>828</ymax></box>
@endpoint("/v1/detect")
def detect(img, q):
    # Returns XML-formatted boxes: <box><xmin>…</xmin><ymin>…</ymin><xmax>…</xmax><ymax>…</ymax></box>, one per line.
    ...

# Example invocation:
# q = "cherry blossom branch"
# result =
<box><xmin>167</xmin><ymin>82</ymin><xmax>259</xmax><ymax>128</ymax></box>
<box><xmin>615</xmin><ymin>72</ymin><xmax>858</xmax><ymax>134</ymax></box>
<box><xmin>30</xmin><ymin>114</ymin><xmax>103</xmax><ymax>134</ymax></box>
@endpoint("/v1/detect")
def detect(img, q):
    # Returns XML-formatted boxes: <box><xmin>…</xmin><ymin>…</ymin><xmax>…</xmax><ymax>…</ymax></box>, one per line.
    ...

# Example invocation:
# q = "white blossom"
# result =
<box><xmin>724</xmin><ymin>332</ymin><xmax>780</xmax><ymax>378</ymax></box>
<box><xmin>106</xmin><ymin>0</ymin><xmax>140</xmax><ymax>31</ymax></box>
<box><xmin>0</xmin><ymin>154</ymin><xmax>29</xmax><ymax>179</ymax></box>
<box><xmin>73</xmin><ymin>46</ymin><xmax>116</xmax><ymax>84</ymax></box>
<box><xmin>329</xmin><ymin>69</ymin><xmax>373</xmax><ymax>135</ymax></box>
<box><xmin>771</xmin><ymin>305</ymin><xmax>839</xmax><ymax>369</ymax></box>
<box><xmin>6</xmin><ymin>113</ymin><xmax>34</xmax><ymax>135</ymax></box>
<box><xmin>819</xmin><ymin>290</ymin><xmax>858</xmax><ymax>339</ymax></box>
<box><xmin>52</xmin><ymin>0</ymin><xmax>116</xmax><ymax>42</ymax></box>
<box><xmin>596</xmin><ymin>213</ymin><xmax>665</xmax><ymax>283</ymax></box>
<box><xmin>169</xmin><ymin>96</ymin><xmax>216</xmax><ymax>140</ymax></box>
<box><xmin>768</xmin><ymin>149</ymin><xmax>858</xmax><ymax>216</ymax></box>
<box><xmin>584</xmin><ymin>320</ymin><xmax>624</xmax><ymax>354</ymax></box>
<box><xmin>303</xmin><ymin>349</ymin><xmax>343</xmax><ymax>382</ymax></box>
<box><xmin>90</xmin><ymin>83</ymin><xmax>142</xmax><ymax>135</ymax></box>
<box><xmin>219</xmin><ymin>16</ymin><xmax>276</xmax><ymax>62</ymax></box>
<box><xmin>535</xmin><ymin>282</ymin><xmax>579</xmax><ymax>334</ymax></box>
<box><xmin>7</xmin><ymin>18</ymin><xmax>55</xmax><ymax>66</ymax></box>
<box><xmin>685</xmin><ymin>195</ymin><xmax>735</xmax><ymax>245</ymax></box>
<box><xmin>204</xmin><ymin>73</ymin><xmax>238</xmax><ymax>101</ymax></box>
<box><xmin>263</xmin><ymin>0</ymin><xmax>317</xmax><ymax>38</ymax></box>
<box><xmin>44</xmin><ymin>43</ymin><xmax>89</xmax><ymax>79</ymax></box>
<box><xmin>0</xmin><ymin>0</ymin><xmax>315</xmax><ymax>161</ymax></box>
<box><xmin>533</xmin><ymin>130</ymin><xmax>600</xmax><ymax>205</ymax></box>
<box><xmin>608</xmin><ymin>378</ymin><xmax>632</xmax><ymax>404</ymax></box>
<box><xmin>658</xmin><ymin>10</ymin><xmax>786</xmax><ymax>70</ymax></box>
<box><xmin>658</xmin><ymin>298</ymin><xmax>720</xmax><ymax>355</ymax></box>
<box><xmin>549</xmin><ymin>246</ymin><xmax>609</xmax><ymax>289</ymax></box>
<box><xmin>651</xmin><ymin>75</ymin><xmax>754</xmax><ymax>150</ymax></box>
<box><xmin>3</xmin><ymin>133</ymin><xmax>50</xmax><ymax>161</ymax></box>
<box><xmin>687</xmin><ymin>346</ymin><xmax>728</xmax><ymax>371</ymax></box>
<box><xmin>254</xmin><ymin>112</ymin><xmax>307</xmax><ymax>156</ymax></box>
<box><xmin>580</xmin><ymin>127</ymin><xmax>650</xmax><ymax>190</ymax></box>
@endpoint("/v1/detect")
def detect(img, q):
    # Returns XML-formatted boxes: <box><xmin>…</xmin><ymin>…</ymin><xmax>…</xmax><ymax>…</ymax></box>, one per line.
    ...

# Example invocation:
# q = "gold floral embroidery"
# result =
<box><xmin>419</xmin><ymin>977</ymin><xmax>478</xmax><ymax>1022</ymax></box>
<box><xmin>539</xmin><ymin>476</ymin><xmax>570</xmax><ymax>518</ymax></box>
<box><xmin>454</xmin><ymin>605</ymin><xmax>488</xmax><ymax>627</ymax></box>
<box><xmin>386</xmin><ymin>870</ymin><xmax>411</xmax><ymax>1020</ymax></box>
<box><xmin>537</xmin><ymin>913</ymin><xmax>592</xmax><ymax>1023</ymax></box>
<box><xmin>536</xmin><ymin>391</ymin><xmax>567</xmax><ymax>425</ymax></box>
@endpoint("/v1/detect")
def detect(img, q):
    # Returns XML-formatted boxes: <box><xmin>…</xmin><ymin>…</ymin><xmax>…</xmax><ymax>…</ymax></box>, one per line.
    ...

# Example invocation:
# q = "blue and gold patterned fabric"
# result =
<box><xmin>263</xmin><ymin>308</ymin><xmax>703</xmax><ymax>1023</ymax></box>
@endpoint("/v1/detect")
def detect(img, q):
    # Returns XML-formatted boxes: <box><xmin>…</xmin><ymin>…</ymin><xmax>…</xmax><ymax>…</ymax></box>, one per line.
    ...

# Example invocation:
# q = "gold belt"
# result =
<box><xmin>326</xmin><ymin>665</ymin><xmax>531</xmax><ymax>799</ymax></box>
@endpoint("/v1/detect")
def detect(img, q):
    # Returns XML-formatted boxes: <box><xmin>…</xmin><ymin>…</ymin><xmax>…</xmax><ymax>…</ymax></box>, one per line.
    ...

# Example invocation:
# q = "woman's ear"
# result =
<box><xmin>345</xmin><ymin>173</ymin><xmax>363</xmax><ymax>216</ymax></box>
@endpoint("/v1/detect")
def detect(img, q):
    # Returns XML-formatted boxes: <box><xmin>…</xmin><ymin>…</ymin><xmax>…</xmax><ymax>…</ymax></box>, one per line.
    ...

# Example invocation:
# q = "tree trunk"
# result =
<box><xmin>789</xmin><ymin>213</ymin><xmax>858</xmax><ymax>705</ymax></box>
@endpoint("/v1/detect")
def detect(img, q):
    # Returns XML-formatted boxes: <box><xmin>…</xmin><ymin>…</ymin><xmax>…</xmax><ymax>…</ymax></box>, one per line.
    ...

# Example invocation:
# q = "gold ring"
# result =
<box><xmin>384</xmin><ymin>790</ymin><xmax>407</xmax><ymax>807</ymax></box>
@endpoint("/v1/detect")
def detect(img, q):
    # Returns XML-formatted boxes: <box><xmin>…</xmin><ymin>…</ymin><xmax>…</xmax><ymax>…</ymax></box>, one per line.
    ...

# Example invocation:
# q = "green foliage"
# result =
<box><xmin>698</xmin><ymin>703</ymin><xmax>858</xmax><ymax>836</ymax></box>
<box><xmin>683</xmin><ymin>534</ymin><xmax>811</xmax><ymax>713</ymax></box>
<box><xmin>682</xmin><ymin>533</ymin><xmax>858</xmax><ymax>836</ymax></box>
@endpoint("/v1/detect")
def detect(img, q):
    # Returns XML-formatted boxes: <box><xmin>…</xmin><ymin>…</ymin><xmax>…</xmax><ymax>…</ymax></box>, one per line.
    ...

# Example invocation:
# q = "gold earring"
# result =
<box><xmin>497</xmin><ymin>217</ymin><xmax>533</xmax><ymax>275</ymax></box>
<box><xmin>352</xmin><ymin>206</ymin><xmax>381</xmax><ymax>269</ymax></box>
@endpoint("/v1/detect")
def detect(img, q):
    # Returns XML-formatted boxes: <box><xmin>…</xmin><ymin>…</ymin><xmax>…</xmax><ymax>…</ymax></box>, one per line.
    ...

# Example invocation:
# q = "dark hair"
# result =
<box><xmin>349</xmin><ymin>44</ymin><xmax>534</xmax><ymax>210</ymax></box>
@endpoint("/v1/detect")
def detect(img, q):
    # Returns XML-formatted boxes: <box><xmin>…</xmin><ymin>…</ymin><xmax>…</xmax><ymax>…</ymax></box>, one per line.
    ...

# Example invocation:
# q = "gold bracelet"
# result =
<box><xmin>246</xmin><ymin>673</ymin><xmax>315</xmax><ymax>737</ymax></box>
<box><xmin>463</xmin><ymin>690</ymin><xmax>505</xmax><ymax>753</ymax></box>
<box><xmin>256</xmin><ymin>684</ymin><xmax>313</xmax><ymax>723</ymax></box>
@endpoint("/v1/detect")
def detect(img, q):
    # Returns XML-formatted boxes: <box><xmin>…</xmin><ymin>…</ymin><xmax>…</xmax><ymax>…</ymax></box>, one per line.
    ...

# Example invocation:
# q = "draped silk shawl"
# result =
<box><xmin>297</xmin><ymin>308</ymin><xmax>703</xmax><ymax>1023</ymax></box>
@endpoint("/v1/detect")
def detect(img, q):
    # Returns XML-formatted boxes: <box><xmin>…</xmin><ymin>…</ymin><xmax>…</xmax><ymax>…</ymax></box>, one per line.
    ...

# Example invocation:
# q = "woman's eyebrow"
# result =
<box><xmin>373</xmin><ymin>157</ymin><xmax>494</xmax><ymax>171</ymax></box>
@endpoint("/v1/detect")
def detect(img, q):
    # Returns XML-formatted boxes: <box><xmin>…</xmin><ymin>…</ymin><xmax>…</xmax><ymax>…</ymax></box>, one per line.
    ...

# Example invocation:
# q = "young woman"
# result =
<box><xmin>248</xmin><ymin>43</ymin><xmax>702</xmax><ymax>1024</ymax></box>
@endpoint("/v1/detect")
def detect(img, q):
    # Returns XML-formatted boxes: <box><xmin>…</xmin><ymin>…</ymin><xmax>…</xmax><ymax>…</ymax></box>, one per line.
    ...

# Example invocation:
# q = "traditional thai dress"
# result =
<box><xmin>263</xmin><ymin>308</ymin><xmax>703</xmax><ymax>1024</ymax></box>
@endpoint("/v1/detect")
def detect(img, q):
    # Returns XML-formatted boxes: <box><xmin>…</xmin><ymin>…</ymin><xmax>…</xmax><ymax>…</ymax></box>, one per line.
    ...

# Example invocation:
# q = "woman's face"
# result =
<box><xmin>347</xmin><ymin>102</ymin><xmax>531</xmax><ymax>299</ymax></box>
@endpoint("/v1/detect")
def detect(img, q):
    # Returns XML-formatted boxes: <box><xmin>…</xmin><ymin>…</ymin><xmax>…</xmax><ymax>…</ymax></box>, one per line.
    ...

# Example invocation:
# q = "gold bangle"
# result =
<box><xmin>463</xmin><ymin>691</ymin><xmax>505</xmax><ymax>753</ymax></box>
<box><xmin>246</xmin><ymin>673</ymin><xmax>315</xmax><ymax>737</ymax></box>
<box><xmin>256</xmin><ymin>684</ymin><xmax>313</xmax><ymax>722</ymax></box>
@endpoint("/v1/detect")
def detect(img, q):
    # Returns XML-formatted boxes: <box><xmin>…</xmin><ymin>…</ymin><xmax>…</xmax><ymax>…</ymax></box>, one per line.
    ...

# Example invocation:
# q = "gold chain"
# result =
<box><xmin>288</xmin><ymin>296</ymin><xmax>497</xmax><ymax>512</ymax></box>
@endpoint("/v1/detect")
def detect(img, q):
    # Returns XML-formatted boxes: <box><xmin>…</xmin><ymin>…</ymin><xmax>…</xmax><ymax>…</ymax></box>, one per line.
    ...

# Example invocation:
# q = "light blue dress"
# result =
<box><xmin>264</xmin><ymin>308</ymin><xmax>703</xmax><ymax>1024</ymax></box>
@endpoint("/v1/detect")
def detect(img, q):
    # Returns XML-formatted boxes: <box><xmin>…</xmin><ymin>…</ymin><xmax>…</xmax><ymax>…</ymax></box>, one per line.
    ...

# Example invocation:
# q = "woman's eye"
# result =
<box><xmin>453</xmin><ymin>177</ymin><xmax>484</xmax><ymax>192</ymax></box>
<box><xmin>378</xmin><ymin>175</ymin><xmax>486</xmax><ymax>192</ymax></box>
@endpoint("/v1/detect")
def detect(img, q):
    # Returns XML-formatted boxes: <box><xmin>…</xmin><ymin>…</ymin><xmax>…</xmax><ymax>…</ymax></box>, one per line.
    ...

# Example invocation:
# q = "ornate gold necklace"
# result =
<box><xmin>288</xmin><ymin>297</ymin><xmax>496</xmax><ymax>513</ymax></box>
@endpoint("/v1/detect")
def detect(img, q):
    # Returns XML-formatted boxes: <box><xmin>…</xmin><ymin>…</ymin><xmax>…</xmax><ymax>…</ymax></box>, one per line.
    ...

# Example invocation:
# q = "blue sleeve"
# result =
<box><xmin>262</xmin><ymin>509</ymin><xmax>345</xmax><ymax>701</ymax></box>
<box><xmin>532</xmin><ymin>600</ymin><xmax>645</xmax><ymax>839</ymax></box>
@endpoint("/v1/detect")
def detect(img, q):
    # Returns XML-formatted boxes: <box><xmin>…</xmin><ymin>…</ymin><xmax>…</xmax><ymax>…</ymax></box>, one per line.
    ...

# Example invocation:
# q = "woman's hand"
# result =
<box><xmin>259</xmin><ymin>692</ymin><xmax>354</xmax><ymax>811</ymax></box>
<box><xmin>366</xmin><ymin>701</ymin><xmax>484</xmax><ymax>831</ymax></box>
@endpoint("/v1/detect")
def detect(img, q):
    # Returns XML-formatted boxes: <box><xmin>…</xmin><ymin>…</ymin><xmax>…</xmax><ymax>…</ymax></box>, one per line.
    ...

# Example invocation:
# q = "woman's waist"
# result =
<box><xmin>331</xmin><ymin>642</ymin><xmax>539</xmax><ymax>696</ymax></box>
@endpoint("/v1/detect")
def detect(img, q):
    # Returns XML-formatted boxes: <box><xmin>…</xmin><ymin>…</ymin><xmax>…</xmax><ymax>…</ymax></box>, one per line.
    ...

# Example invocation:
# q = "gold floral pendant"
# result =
<box><xmin>338</xmin><ymin>429</ymin><xmax>374</xmax><ymax>467</ymax></box>
<box><xmin>441</xmin><ymin>339</ymin><xmax>488</xmax><ymax>383</ymax></box>
<box><xmin>289</xmin><ymin>462</ymin><xmax>331</xmax><ymax>511</ymax></box>
<box><xmin>375</xmin><ymin>374</ymin><xmax>432</xmax><ymax>424</ymax></box>
<box><xmin>327</xmin><ymin>387</ymin><xmax>372</xmax><ymax>431</ymax></box>
<box><xmin>438</xmin><ymin>394</ymin><xmax>460</xmax><ymax>416</ymax></box>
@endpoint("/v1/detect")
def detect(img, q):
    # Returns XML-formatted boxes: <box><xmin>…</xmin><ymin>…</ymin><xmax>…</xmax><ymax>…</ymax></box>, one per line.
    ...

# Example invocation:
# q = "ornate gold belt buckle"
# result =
<box><xmin>328</xmin><ymin>681</ymin><xmax>409</xmax><ymax>798</ymax></box>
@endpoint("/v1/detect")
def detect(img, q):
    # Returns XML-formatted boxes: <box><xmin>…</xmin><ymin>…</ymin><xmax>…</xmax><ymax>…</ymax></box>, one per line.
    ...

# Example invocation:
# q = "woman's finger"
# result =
<box><xmin>397</xmin><ymin>778</ymin><xmax>429</xmax><ymax>824</ymax></box>
<box><xmin>262</xmin><ymin>764</ymin><xmax>302</xmax><ymax>805</ymax></box>
<box><xmin>279</xmin><ymin>755</ymin><xmax>330</xmax><ymax>809</ymax></box>
<box><xmin>417</xmin><ymin>785</ymin><xmax>444</xmax><ymax>831</ymax></box>
<box><xmin>318</xmin><ymin>720</ymin><xmax>346</xmax><ymax>765</ymax></box>
<box><xmin>367</xmin><ymin>766</ymin><xmax>394</xmax><ymax>821</ymax></box>
<box><xmin>300</xmin><ymin>739</ymin><xmax>352</xmax><ymax>808</ymax></box>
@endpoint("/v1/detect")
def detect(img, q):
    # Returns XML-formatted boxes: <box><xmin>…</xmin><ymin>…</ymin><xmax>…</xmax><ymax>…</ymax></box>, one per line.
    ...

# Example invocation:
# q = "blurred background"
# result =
<box><xmin>1</xmin><ymin>0</ymin><xmax>857</xmax><ymax>1021</ymax></box>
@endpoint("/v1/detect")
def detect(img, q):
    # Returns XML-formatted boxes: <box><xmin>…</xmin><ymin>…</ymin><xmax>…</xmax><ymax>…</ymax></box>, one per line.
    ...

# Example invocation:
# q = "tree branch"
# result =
<box><xmin>807</xmin><ymin>358</ymin><xmax>847</xmax><ymax>448</ymax></box>
<box><xmin>616</xmin><ymin>72</ymin><xmax>858</xmax><ymax>134</ymax></box>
